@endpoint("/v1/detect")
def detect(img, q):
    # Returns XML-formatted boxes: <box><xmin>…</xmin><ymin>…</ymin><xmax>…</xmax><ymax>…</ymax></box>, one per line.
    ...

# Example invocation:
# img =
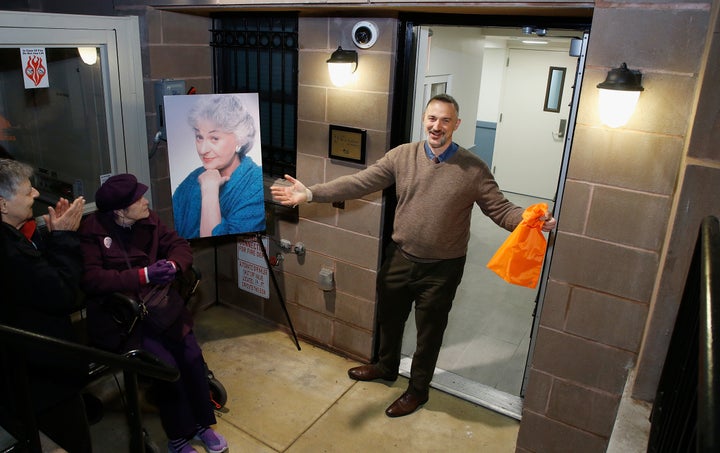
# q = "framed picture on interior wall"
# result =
<box><xmin>164</xmin><ymin>93</ymin><xmax>266</xmax><ymax>240</ymax></box>
<box><xmin>328</xmin><ymin>124</ymin><xmax>366</xmax><ymax>165</ymax></box>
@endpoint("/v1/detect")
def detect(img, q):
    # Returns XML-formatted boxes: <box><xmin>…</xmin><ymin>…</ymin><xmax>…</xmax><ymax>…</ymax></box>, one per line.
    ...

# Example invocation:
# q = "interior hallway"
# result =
<box><xmin>86</xmin><ymin>304</ymin><xmax>520</xmax><ymax>452</ymax></box>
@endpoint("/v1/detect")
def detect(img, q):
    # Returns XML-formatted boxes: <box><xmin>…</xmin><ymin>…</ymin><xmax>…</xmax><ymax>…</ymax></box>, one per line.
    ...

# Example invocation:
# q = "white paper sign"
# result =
<box><xmin>237</xmin><ymin>236</ymin><xmax>269</xmax><ymax>298</ymax></box>
<box><xmin>21</xmin><ymin>48</ymin><xmax>49</xmax><ymax>89</ymax></box>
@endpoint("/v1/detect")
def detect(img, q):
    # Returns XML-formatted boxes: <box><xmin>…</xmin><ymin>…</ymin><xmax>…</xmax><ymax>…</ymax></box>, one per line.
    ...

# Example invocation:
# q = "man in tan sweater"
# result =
<box><xmin>271</xmin><ymin>94</ymin><xmax>556</xmax><ymax>417</ymax></box>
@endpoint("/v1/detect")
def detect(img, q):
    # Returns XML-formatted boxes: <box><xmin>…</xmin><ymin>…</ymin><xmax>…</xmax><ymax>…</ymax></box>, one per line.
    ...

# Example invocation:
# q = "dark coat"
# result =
<box><xmin>0</xmin><ymin>221</ymin><xmax>86</xmax><ymax>412</ymax></box>
<box><xmin>79</xmin><ymin>210</ymin><xmax>193</xmax><ymax>352</ymax></box>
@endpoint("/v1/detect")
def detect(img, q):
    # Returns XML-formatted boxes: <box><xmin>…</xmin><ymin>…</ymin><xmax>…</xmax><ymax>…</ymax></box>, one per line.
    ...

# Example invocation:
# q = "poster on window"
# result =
<box><xmin>165</xmin><ymin>93</ymin><xmax>266</xmax><ymax>239</ymax></box>
<box><xmin>20</xmin><ymin>48</ymin><xmax>49</xmax><ymax>89</ymax></box>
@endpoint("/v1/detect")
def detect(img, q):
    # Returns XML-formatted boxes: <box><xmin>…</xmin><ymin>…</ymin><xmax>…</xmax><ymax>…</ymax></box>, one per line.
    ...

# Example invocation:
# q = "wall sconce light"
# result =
<box><xmin>597</xmin><ymin>63</ymin><xmax>644</xmax><ymax>128</ymax></box>
<box><xmin>326</xmin><ymin>46</ymin><xmax>358</xmax><ymax>87</ymax></box>
<box><xmin>78</xmin><ymin>47</ymin><xmax>98</xmax><ymax>65</ymax></box>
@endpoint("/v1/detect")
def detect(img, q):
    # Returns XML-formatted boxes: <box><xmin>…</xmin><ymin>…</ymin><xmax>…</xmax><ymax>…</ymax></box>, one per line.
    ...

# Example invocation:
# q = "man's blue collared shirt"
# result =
<box><xmin>424</xmin><ymin>141</ymin><xmax>458</xmax><ymax>163</ymax></box>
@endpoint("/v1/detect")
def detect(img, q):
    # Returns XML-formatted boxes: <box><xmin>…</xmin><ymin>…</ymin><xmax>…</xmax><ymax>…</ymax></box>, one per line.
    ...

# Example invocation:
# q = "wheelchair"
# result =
<box><xmin>87</xmin><ymin>266</ymin><xmax>227</xmax><ymax>411</ymax></box>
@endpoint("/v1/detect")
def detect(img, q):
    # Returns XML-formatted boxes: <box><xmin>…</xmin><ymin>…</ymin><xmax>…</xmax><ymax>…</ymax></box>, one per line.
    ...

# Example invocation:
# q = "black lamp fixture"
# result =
<box><xmin>326</xmin><ymin>46</ymin><xmax>358</xmax><ymax>87</ymax></box>
<box><xmin>596</xmin><ymin>63</ymin><xmax>644</xmax><ymax>128</ymax></box>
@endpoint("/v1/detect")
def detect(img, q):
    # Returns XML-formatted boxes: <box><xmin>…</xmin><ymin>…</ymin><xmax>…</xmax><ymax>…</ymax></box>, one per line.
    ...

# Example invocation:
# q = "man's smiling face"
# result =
<box><xmin>423</xmin><ymin>99</ymin><xmax>461</xmax><ymax>154</ymax></box>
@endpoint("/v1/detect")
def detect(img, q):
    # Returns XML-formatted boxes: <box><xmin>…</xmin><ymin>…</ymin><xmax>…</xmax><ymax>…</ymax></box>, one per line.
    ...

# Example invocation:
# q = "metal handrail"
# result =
<box><xmin>647</xmin><ymin>215</ymin><xmax>719</xmax><ymax>453</ymax></box>
<box><xmin>699</xmin><ymin>215</ymin><xmax>720</xmax><ymax>451</ymax></box>
<box><xmin>0</xmin><ymin>324</ymin><xmax>179</xmax><ymax>381</ymax></box>
<box><xmin>0</xmin><ymin>322</ymin><xmax>179</xmax><ymax>452</ymax></box>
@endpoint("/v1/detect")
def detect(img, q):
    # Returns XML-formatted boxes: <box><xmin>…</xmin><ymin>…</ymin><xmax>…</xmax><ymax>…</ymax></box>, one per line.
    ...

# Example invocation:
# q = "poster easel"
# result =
<box><xmin>210</xmin><ymin>233</ymin><xmax>301</xmax><ymax>351</ymax></box>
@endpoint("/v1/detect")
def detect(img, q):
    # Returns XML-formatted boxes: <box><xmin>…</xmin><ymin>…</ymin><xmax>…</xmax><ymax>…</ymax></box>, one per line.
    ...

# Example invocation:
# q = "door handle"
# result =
<box><xmin>552</xmin><ymin>119</ymin><xmax>567</xmax><ymax>140</ymax></box>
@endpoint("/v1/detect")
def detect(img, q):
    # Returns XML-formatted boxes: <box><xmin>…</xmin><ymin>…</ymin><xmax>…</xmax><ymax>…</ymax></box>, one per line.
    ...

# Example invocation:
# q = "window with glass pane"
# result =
<box><xmin>211</xmin><ymin>14</ymin><xmax>298</xmax><ymax>178</ymax></box>
<box><xmin>0</xmin><ymin>47</ymin><xmax>110</xmax><ymax>217</ymax></box>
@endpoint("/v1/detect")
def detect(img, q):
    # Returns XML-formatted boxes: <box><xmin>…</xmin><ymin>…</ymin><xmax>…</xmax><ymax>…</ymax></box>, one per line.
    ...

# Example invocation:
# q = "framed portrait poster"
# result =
<box><xmin>328</xmin><ymin>124</ymin><xmax>366</xmax><ymax>165</ymax></box>
<box><xmin>164</xmin><ymin>93</ymin><xmax>266</xmax><ymax>239</ymax></box>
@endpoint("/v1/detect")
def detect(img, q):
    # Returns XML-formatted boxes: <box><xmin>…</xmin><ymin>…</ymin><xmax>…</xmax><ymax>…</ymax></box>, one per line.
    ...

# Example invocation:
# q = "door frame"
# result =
<box><xmin>522</xmin><ymin>32</ymin><xmax>590</xmax><ymax>394</ymax></box>
<box><xmin>0</xmin><ymin>11</ymin><xmax>150</xmax><ymax>206</ymax></box>
<box><xmin>386</xmin><ymin>14</ymin><xmax>591</xmax><ymax>418</ymax></box>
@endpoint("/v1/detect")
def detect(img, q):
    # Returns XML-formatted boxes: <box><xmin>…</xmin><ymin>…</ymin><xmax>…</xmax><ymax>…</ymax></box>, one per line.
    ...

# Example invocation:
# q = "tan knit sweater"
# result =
<box><xmin>310</xmin><ymin>142</ymin><xmax>524</xmax><ymax>260</ymax></box>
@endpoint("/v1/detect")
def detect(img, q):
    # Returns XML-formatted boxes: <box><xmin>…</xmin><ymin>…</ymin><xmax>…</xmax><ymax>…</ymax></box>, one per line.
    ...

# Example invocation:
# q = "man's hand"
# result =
<box><xmin>541</xmin><ymin>212</ymin><xmax>557</xmax><ymax>232</ymax></box>
<box><xmin>270</xmin><ymin>175</ymin><xmax>309</xmax><ymax>207</ymax></box>
<box><xmin>44</xmin><ymin>197</ymin><xmax>85</xmax><ymax>232</ymax></box>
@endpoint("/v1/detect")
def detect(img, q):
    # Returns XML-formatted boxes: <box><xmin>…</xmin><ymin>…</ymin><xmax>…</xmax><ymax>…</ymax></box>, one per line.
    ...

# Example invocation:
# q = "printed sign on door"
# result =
<box><xmin>21</xmin><ymin>48</ymin><xmax>49</xmax><ymax>89</ymax></box>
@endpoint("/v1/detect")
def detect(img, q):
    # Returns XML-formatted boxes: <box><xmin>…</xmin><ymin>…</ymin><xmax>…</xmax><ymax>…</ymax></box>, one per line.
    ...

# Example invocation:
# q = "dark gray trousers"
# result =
<box><xmin>376</xmin><ymin>242</ymin><xmax>466</xmax><ymax>396</ymax></box>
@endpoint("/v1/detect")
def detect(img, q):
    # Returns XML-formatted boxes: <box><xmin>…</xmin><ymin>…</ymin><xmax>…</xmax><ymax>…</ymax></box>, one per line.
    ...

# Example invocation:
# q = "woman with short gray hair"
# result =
<box><xmin>0</xmin><ymin>158</ymin><xmax>89</xmax><ymax>452</ymax></box>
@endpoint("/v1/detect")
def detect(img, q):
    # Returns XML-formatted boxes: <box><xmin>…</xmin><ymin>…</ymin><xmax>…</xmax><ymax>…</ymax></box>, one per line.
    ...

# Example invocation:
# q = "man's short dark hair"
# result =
<box><xmin>426</xmin><ymin>94</ymin><xmax>459</xmax><ymax>115</ymax></box>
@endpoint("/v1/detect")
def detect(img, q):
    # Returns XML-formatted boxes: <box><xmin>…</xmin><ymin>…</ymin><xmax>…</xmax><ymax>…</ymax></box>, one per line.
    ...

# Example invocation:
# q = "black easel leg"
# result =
<box><xmin>255</xmin><ymin>233</ymin><xmax>301</xmax><ymax>351</ymax></box>
<box><xmin>213</xmin><ymin>242</ymin><xmax>219</xmax><ymax>305</ymax></box>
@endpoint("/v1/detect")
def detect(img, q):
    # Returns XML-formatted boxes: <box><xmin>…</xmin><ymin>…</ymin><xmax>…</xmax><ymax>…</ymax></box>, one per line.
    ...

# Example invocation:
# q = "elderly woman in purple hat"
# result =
<box><xmin>79</xmin><ymin>174</ymin><xmax>227</xmax><ymax>453</ymax></box>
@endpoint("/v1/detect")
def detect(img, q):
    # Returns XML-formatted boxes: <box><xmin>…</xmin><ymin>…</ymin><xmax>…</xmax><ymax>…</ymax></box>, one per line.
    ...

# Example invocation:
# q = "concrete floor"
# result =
<box><xmin>87</xmin><ymin>304</ymin><xmax>520</xmax><ymax>452</ymax></box>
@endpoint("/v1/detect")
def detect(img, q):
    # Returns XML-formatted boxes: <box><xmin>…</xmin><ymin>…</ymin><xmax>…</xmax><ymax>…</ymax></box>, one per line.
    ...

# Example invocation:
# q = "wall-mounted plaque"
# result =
<box><xmin>328</xmin><ymin>124</ymin><xmax>366</xmax><ymax>164</ymax></box>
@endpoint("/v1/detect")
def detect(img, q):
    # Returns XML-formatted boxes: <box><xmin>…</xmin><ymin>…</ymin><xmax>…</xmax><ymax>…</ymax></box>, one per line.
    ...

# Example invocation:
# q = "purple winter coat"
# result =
<box><xmin>79</xmin><ymin>210</ymin><xmax>193</xmax><ymax>352</ymax></box>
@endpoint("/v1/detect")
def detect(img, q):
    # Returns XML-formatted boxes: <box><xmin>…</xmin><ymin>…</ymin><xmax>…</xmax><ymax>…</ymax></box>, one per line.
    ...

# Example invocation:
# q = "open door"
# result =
<box><xmin>398</xmin><ymin>24</ymin><xmax>589</xmax><ymax>419</ymax></box>
<box><xmin>492</xmin><ymin>47</ymin><xmax>578</xmax><ymax>200</ymax></box>
<box><xmin>522</xmin><ymin>32</ymin><xmax>589</xmax><ymax>395</ymax></box>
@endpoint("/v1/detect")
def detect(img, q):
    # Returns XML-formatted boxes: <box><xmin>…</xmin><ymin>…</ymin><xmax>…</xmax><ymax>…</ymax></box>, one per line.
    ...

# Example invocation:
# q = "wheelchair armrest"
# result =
<box><xmin>105</xmin><ymin>292</ymin><xmax>143</xmax><ymax>317</ymax></box>
<box><xmin>188</xmin><ymin>266</ymin><xmax>201</xmax><ymax>297</ymax></box>
<box><xmin>100</xmin><ymin>293</ymin><xmax>143</xmax><ymax>335</ymax></box>
<box><xmin>175</xmin><ymin>265</ymin><xmax>201</xmax><ymax>302</ymax></box>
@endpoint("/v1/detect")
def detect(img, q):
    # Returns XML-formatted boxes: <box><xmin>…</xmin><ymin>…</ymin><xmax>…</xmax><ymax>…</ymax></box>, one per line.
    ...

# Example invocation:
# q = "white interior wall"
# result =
<box><xmin>426</xmin><ymin>26</ymin><xmax>484</xmax><ymax>148</ymax></box>
<box><xmin>476</xmin><ymin>47</ymin><xmax>507</xmax><ymax>123</ymax></box>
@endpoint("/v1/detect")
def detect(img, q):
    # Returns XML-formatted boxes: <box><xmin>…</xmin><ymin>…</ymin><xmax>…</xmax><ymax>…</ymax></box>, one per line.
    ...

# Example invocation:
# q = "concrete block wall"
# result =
<box><xmin>516</xmin><ymin>1</ymin><xmax>718</xmax><ymax>451</ymax></box>
<box><xmin>267</xmin><ymin>17</ymin><xmax>398</xmax><ymax>360</ymax></box>
<box><xmin>633</xmin><ymin>0</ymin><xmax>720</xmax><ymax>400</ymax></box>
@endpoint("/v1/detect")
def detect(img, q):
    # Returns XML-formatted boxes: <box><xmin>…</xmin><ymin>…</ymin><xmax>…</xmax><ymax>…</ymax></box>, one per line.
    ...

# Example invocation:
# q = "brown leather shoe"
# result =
<box><xmin>385</xmin><ymin>391</ymin><xmax>429</xmax><ymax>417</ymax></box>
<box><xmin>347</xmin><ymin>364</ymin><xmax>397</xmax><ymax>382</ymax></box>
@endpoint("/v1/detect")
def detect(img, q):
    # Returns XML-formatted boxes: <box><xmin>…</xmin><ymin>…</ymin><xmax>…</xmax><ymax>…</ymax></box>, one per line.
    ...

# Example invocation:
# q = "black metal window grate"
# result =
<box><xmin>211</xmin><ymin>14</ymin><xmax>298</xmax><ymax>178</ymax></box>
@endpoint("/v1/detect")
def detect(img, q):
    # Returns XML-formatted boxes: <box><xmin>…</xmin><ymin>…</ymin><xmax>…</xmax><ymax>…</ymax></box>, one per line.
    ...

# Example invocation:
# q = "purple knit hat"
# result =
<box><xmin>95</xmin><ymin>174</ymin><xmax>148</xmax><ymax>211</ymax></box>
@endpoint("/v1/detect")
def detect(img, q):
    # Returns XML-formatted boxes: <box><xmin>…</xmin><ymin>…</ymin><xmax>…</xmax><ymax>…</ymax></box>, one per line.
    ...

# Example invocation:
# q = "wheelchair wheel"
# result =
<box><xmin>208</xmin><ymin>377</ymin><xmax>227</xmax><ymax>410</ymax></box>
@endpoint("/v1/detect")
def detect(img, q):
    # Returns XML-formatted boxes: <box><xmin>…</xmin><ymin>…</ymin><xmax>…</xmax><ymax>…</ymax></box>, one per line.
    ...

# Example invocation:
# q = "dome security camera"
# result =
<box><xmin>352</xmin><ymin>21</ymin><xmax>378</xmax><ymax>49</ymax></box>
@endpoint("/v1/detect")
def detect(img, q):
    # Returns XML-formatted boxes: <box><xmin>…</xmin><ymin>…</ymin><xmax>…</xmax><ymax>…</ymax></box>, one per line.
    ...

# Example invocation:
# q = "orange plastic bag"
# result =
<box><xmin>486</xmin><ymin>203</ymin><xmax>548</xmax><ymax>288</ymax></box>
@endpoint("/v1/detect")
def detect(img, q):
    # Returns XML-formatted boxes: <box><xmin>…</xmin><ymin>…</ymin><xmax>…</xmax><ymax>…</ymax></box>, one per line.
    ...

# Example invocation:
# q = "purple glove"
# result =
<box><xmin>144</xmin><ymin>259</ymin><xmax>177</xmax><ymax>285</ymax></box>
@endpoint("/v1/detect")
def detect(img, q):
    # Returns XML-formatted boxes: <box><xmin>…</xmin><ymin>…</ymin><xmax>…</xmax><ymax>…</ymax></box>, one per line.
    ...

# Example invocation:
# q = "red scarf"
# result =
<box><xmin>20</xmin><ymin>219</ymin><xmax>36</xmax><ymax>241</ymax></box>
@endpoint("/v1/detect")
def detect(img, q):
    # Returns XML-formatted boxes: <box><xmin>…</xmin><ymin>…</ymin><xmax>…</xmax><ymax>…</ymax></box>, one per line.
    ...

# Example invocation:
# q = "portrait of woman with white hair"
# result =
<box><xmin>167</xmin><ymin>93</ymin><xmax>265</xmax><ymax>239</ymax></box>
